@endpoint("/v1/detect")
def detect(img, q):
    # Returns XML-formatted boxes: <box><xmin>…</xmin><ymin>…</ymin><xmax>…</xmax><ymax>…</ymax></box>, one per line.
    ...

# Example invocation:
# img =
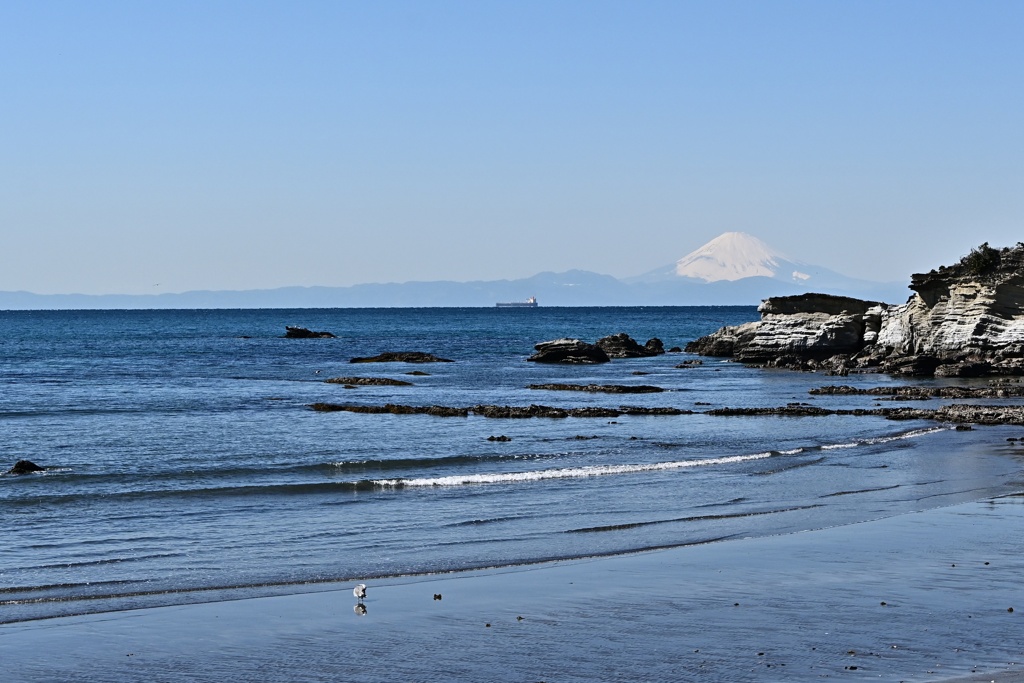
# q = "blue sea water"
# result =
<box><xmin>2</xmin><ymin>306</ymin><xmax>1022</xmax><ymax>624</ymax></box>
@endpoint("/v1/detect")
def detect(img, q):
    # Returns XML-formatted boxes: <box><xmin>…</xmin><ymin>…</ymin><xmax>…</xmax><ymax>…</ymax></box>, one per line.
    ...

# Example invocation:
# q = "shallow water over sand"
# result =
<box><xmin>3</xmin><ymin>497</ymin><xmax>1022</xmax><ymax>682</ymax></box>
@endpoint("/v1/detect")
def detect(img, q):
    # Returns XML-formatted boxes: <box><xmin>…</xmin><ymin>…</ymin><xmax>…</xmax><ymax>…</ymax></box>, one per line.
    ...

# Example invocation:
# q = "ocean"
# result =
<box><xmin>2</xmin><ymin>306</ymin><xmax>1022</xmax><ymax>625</ymax></box>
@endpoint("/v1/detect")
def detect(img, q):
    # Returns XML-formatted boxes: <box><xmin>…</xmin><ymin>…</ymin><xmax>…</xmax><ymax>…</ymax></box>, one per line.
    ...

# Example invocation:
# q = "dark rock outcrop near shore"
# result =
<box><xmin>310</xmin><ymin>403</ymin><xmax>469</xmax><ymax>416</ymax></box>
<box><xmin>6</xmin><ymin>460</ymin><xmax>45</xmax><ymax>475</ymax></box>
<box><xmin>350</xmin><ymin>352</ymin><xmax>454</xmax><ymax>364</ymax></box>
<box><xmin>527</xmin><ymin>339</ymin><xmax>610</xmax><ymax>364</ymax></box>
<box><xmin>596</xmin><ymin>333</ymin><xmax>665</xmax><ymax>358</ymax></box>
<box><xmin>705</xmin><ymin>402</ymin><xmax>1024</xmax><ymax>425</ymax></box>
<box><xmin>528</xmin><ymin>383</ymin><xmax>665</xmax><ymax>394</ymax></box>
<box><xmin>686</xmin><ymin>243</ymin><xmax>1024</xmax><ymax>377</ymax></box>
<box><xmin>528</xmin><ymin>333</ymin><xmax>666</xmax><ymax>364</ymax></box>
<box><xmin>285</xmin><ymin>326</ymin><xmax>336</xmax><ymax>338</ymax></box>
<box><xmin>309</xmin><ymin>403</ymin><xmax>693</xmax><ymax>418</ymax></box>
<box><xmin>309</xmin><ymin>397</ymin><xmax>1024</xmax><ymax>426</ymax></box>
<box><xmin>809</xmin><ymin>384</ymin><xmax>1024</xmax><ymax>399</ymax></box>
<box><xmin>325</xmin><ymin>377</ymin><xmax>414</xmax><ymax>386</ymax></box>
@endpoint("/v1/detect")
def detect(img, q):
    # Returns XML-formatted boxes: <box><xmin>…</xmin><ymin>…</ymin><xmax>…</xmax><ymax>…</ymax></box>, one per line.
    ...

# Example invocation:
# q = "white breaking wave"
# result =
<box><xmin>373</xmin><ymin>452</ymin><xmax>774</xmax><ymax>488</ymax></box>
<box><xmin>821</xmin><ymin>426</ymin><xmax>947</xmax><ymax>450</ymax></box>
<box><xmin>372</xmin><ymin>426</ymin><xmax>947</xmax><ymax>489</ymax></box>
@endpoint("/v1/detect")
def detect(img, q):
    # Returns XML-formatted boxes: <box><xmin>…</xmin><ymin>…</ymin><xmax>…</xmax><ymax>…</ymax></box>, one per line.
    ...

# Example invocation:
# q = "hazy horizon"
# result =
<box><xmin>3</xmin><ymin>1</ymin><xmax>1022</xmax><ymax>295</ymax></box>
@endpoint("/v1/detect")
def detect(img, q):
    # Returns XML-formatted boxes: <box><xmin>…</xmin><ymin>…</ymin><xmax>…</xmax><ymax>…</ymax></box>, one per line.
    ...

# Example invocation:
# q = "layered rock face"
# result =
<box><xmin>686</xmin><ymin>243</ymin><xmax>1024</xmax><ymax>377</ymax></box>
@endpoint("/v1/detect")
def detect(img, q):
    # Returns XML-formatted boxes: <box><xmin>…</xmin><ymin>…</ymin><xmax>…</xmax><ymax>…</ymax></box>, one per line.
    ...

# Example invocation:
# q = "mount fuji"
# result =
<box><xmin>626</xmin><ymin>232</ymin><xmax>904</xmax><ymax>303</ymax></box>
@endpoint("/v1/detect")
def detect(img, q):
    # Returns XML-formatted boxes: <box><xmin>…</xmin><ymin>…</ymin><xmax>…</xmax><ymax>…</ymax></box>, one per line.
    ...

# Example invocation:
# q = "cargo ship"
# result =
<box><xmin>495</xmin><ymin>296</ymin><xmax>538</xmax><ymax>308</ymax></box>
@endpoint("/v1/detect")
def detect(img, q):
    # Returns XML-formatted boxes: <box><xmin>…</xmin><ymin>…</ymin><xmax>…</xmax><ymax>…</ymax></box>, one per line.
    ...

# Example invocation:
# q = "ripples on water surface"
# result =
<box><xmin>2</xmin><ymin>307</ymin><xmax>1022</xmax><ymax>623</ymax></box>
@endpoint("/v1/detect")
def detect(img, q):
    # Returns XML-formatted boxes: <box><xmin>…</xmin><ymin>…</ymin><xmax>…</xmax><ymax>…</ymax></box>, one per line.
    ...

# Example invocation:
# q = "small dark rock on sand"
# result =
<box><xmin>7</xmin><ymin>460</ymin><xmax>45</xmax><ymax>475</ymax></box>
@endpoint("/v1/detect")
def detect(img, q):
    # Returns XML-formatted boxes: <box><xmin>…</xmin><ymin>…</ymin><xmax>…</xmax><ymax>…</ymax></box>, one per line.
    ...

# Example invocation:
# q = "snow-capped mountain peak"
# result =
<box><xmin>623</xmin><ymin>231</ymin><xmax>904</xmax><ymax>302</ymax></box>
<box><xmin>675</xmin><ymin>232</ymin><xmax>795</xmax><ymax>282</ymax></box>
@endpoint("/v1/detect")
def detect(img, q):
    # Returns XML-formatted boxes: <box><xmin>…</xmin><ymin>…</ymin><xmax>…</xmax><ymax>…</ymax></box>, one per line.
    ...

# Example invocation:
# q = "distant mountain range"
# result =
<box><xmin>0</xmin><ymin>232</ymin><xmax>908</xmax><ymax>309</ymax></box>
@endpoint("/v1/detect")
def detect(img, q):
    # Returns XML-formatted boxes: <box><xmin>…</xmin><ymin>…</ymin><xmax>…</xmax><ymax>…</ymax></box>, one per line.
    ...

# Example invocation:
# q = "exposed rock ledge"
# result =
<box><xmin>528</xmin><ymin>333</ymin><xmax>664</xmax><ymax>364</ymax></box>
<box><xmin>685</xmin><ymin>243</ymin><xmax>1024</xmax><ymax>377</ymax></box>
<box><xmin>528</xmin><ymin>383</ymin><xmax>665</xmax><ymax>394</ymax></box>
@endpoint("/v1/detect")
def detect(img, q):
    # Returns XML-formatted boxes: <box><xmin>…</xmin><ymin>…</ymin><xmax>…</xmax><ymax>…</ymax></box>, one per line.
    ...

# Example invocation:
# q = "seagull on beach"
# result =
<box><xmin>353</xmin><ymin>583</ymin><xmax>367</xmax><ymax>602</ymax></box>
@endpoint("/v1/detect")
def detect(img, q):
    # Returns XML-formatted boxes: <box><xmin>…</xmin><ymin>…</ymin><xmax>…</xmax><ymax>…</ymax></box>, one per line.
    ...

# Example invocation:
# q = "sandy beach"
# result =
<box><xmin>2</xmin><ymin>495</ymin><xmax>1021</xmax><ymax>682</ymax></box>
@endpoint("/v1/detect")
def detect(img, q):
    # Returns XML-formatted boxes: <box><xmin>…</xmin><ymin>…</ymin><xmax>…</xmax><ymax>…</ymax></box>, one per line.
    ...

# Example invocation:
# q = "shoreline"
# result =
<box><xmin>3</xmin><ymin>496</ymin><xmax>1022</xmax><ymax>682</ymax></box>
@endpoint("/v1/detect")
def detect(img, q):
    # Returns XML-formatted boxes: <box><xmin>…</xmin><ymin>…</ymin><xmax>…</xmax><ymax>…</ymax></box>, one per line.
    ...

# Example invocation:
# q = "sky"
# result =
<box><xmin>2</xmin><ymin>1</ymin><xmax>1022</xmax><ymax>295</ymax></box>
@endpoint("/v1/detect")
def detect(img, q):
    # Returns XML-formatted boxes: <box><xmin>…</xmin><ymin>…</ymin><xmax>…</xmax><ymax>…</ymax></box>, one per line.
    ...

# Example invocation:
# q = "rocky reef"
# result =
<box><xmin>686</xmin><ymin>243</ymin><xmax>1024</xmax><ymax>377</ymax></box>
<box><xmin>595</xmin><ymin>333</ymin><xmax>665</xmax><ymax>358</ymax></box>
<box><xmin>350</xmin><ymin>352</ymin><xmax>454</xmax><ymax>364</ymax></box>
<box><xmin>528</xmin><ymin>333</ymin><xmax>664</xmax><ymax>364</ymax></box>
<box><xmin>528</xmin><ymin>383</ymin><xmax>665</xmax><ymax>394</ymax></box>
<box><xmin>325</xmin><ymin>377</ymin><xmax>414</xmax><ymax>386</ymax></box>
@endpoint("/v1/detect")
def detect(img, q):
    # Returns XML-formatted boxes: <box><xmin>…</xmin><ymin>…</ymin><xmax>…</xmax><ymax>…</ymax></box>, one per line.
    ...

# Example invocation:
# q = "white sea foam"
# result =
<box><xmin>821</xmin><ymin>442</ymin><xmax>859</xmax><ymax>451</ymax></box>
<box><xmin>822</xmin><ymin>426</ymin><xmax>945</xmax><ymax>450</ymax></box>
<box><xmin>373</xmin><ymin>452</ymin><xmax>774</xmax><ymax>488</ymax></box>
<box><xmin>374</xmin><ymin>426</ymin><xmax>949</xmax><ymax>489</ymax></box>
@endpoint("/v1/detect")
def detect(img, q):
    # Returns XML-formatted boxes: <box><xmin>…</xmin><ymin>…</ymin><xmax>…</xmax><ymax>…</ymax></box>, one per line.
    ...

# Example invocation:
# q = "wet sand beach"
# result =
<box><xmin>2</xmin><ymin>496</ymin><xmax>1022</xmax><ymax>682</ymax></box>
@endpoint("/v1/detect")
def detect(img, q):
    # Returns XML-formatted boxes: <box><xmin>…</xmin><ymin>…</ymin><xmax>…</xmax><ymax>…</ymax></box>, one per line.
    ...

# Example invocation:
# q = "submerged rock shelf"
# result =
<box><xmin>309</xmin><ymin>401</ymin><xmax>1024</xmax><ymax>425</ymax></box>
<box><xmin>527</xmin><ymin>383</ymin><xmax>665</xmax><ymax>394</ymax></box>
<box><xmin>308</xmin><ymin>403</ymin><xmax>693</xmax><ymax>418</ymax></box>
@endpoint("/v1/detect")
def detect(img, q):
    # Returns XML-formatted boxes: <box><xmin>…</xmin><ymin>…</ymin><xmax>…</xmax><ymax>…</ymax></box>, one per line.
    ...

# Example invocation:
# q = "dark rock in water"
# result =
<box><xmin>528</xmin><ymin>383</ymin><xmax>664</xmax><ymax>394</ymax></box>
<box><xmin>596</xmin><ymin>333</ymin><xmax>665</xmax><ymax>359</ymax></box>
<box><xmin>645</xmin><ymin>338</ymin><xmax>665</xmax><ymax>355</ymax></box>
<box><xmin>7</xmin><ymin>460</ymin><xmax>45</xmax><ymax>475</ymax></box>
<box><xmin>706</xmin><ymin>405</ymin><xmax>837</xmax><ymax>417</ymax></box>
<box><xmin>487</xmin><ymin>435</ymin><xmax>512</xmax><ymax>442</ymax></box>
<box><xmin>308</xmin><ymin>403</ymin><xmax>468</xmax><ymax>417</ymax></box>
<box><xmin>675</xmin><ymin>359</ymin><xmax>703</xmax><ymax>369</ymax></box>
<box><xmin>668</xmin><ymin>346</ymin><xmax>683</xmax><ymax>353</ymax></box>
<box><xmin>472</xmin><ymin>404</ymin><xmax>572</xmax><ymax>418</ymax></box>
<box><xmin>527</xmin><ymin>339</ymin><xmax>610</xmax><ymax>364</ymax></box>
<box><xmin>325</xmin><ymin>377</ymin><xmax>414</xmax><ymax>386</ymax></box>
<box><xmin>619</xmin><ymin>406</ymin><xmax>693</xmax><ymax>415</ymax></box>
<box><xmin>350</xmin><ymin>352</ymin><xmax>454</xmax><ymax>364</ymax></box>
<box><xmin>285</xmin><ymin>325</ymin><xmax>336</xmax><ymax>339</ymax></box>
<box><xmin>311</xmin><ymin>402</ymin><xmax>693</xmax><ymax>419</ymax></box>
<box><xmin>809</xmin><ymin>384</ymin><xmax>1024</xmax><ymax>399</ymax></box>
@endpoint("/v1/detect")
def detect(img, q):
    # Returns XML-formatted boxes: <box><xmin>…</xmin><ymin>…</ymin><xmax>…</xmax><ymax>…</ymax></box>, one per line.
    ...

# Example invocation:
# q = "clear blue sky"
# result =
<box><xmin>2</xmin><ymin>0</ymin><xmax>1022</xmax><ymax>294</ymax></box>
